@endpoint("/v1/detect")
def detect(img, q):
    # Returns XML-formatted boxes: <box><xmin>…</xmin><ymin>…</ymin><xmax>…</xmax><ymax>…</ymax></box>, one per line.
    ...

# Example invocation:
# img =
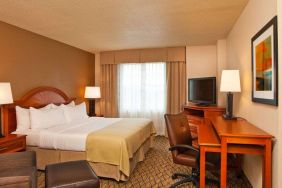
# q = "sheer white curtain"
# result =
<box><xmin>118</xmin><ymin>63</ymin><xmax>166</xmax><ymax>135</ymax></box>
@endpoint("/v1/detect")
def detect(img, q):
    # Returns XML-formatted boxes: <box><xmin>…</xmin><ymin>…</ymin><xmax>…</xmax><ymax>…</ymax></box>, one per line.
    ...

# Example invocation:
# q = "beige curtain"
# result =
<box><xmin>166</xmin><ymin>61</ymin><xmax>186</xmax><ymax>114</ymax></box>
<box><xmin>100</xmin><ymin>64</ymin><xmax>118</xmax><ymax>117</ymax></box>
<box><xmin>100</xmin><ymin>47</ymin><xmax>186</xmax><ymax>118</ymax></box>
<box><xmin>101</xmin><ymin>47</ymin><xmax>185</xmax><ymax>65</ymax></box>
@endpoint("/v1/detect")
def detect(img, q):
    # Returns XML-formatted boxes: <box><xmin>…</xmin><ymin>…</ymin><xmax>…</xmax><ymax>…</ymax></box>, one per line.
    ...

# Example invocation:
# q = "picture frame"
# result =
<box><xmin>252</xmin><ymin>16</ymin><xmax>278</xmax><ymax>106</ymax></box>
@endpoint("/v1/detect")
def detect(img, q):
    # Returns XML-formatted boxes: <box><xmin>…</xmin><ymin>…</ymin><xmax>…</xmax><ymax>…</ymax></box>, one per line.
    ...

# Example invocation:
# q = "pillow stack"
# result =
<box><xmin>15</xmin><ymin>101</ymin><xmax>88</xmax><ymax>131</ymax></box>
<box><xmin>16</xmin><ymin>104</ymin><xmax>52</xmax><ymax>131</ymax></box>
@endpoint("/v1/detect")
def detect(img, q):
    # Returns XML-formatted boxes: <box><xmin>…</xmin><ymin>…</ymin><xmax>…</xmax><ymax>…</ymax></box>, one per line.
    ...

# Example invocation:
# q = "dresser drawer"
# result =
<box><xmin>187</xmin><ymin>115</ymin><xmax>202</xmax><ymax>124</ymax></box>
<box><xmin>0</xmin><ymin>137</ymin><xmax>26</xmax><ymax>154</ymax></box>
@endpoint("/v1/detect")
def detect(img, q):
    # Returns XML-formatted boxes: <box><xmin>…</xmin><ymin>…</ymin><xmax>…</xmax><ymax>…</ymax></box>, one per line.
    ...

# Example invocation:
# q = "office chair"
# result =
<box><xmin>164</xmin><ymin>113</ymin><xmax>219</xmax><ymax>188</ymax></box>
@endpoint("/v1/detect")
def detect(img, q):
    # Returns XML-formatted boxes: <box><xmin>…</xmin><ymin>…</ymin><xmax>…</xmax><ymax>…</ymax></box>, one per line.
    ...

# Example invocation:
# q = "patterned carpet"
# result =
<box><xmin>37</xmin><ymin>136</ymin><xmax>252</xmax><ymax>188</ymax></box>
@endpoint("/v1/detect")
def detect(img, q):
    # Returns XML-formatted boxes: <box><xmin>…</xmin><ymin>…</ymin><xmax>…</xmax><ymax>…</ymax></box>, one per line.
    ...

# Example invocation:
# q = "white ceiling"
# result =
<box><xmin>0</xmin><ymin>0</ymin><xmax>248</xmax><ymax>52</ymax></box>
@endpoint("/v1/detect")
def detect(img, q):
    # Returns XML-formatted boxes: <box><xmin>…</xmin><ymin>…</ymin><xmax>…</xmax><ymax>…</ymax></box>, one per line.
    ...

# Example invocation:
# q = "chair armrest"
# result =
<box><xmin>0</xmin><ymin>176</ymin><xmax>30</xmax><ymax>187</ymax></box>
<box><xmin>169</xmin><ymin>144</ymin><xmax>199</xmax><ymax>153</ymax></box>
<box><xmin>0</xmin><ymin>151</ymin><xmax>36</xmax><ymax>170</ymax></box>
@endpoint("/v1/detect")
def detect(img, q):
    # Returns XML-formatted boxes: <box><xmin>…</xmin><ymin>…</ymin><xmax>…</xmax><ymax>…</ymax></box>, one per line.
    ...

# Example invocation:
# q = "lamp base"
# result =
<box><xmin>0</xmin><ymin>107</ymin><xmax>4</xmax><ymax>138</ymax></box>
<box><xmin>222</xmin><ymin>114</ymin><xmax>237</xmax><ymax>120</ymax></box>
<box><xmin>88</xmin><ymin>99</ymin><xmax>96</xmax><ymax>117</ymax></box>
<box><xmin>224</xmin><ymin>92</ymin><xmax>237</xmax><ymax>120</ymax></box>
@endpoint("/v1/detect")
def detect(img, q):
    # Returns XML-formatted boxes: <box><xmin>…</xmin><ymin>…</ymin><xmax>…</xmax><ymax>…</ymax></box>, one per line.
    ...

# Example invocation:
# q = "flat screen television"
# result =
<box><xmin>188</xmin><ymin>77</ymin><xmax>216</xmax><ymax>106</ymax></box>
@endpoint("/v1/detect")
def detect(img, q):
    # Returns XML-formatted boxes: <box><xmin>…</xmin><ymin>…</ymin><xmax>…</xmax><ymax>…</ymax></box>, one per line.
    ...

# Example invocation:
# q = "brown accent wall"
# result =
<box><xmin>0</xmin><ymin>21</ymin><xmax>94</xmax><ymax>101</ymax></box>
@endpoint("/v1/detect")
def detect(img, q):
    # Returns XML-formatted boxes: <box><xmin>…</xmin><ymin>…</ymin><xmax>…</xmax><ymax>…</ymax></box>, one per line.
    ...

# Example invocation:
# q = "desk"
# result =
<box><xmin>198</xmin><ymin>117</ymin><xmax>273</xmax><ymax>188</ymax></box>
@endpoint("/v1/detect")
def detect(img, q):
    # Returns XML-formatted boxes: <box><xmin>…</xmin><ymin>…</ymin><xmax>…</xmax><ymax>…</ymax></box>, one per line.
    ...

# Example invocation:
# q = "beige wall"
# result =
<box><xmin>186</xmin><ymin>45</ymin><xmax>217</xmax><ymax>78</ymax></box>
<box><xmin>0</xmin><ymin>21</ymin><xmax>94</xmax><ymax>101</ymax></box>
<box><xmin>186</xmin><ymin>45</ymin><xmax>217</xmax><ymax>103</ymax></box>
<box><xmin>226</xmin><ymin>0</ymin><xmax>279</xmax><ymax>187</ymax></box>
<box><xmin>277</xmin><ymin>0</ymin><xmax>282</xmax><ymax>187</ymax></box>
<box><xmin>216</xmin><ymin>40</ymin><xmax>227</xmax><ymax>106</ymax></box>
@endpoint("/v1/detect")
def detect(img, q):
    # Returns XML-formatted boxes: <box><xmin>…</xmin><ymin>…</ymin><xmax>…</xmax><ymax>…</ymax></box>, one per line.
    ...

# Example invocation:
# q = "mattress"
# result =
<box><xmin>13</xmin><ymin>117</ymin><xmax>122</xmax><ymax>151</ymax></box>
<box><xmin>12</xmin><ymin>129</ymin><xmax>41</xmax><ymax>146</ymax></box>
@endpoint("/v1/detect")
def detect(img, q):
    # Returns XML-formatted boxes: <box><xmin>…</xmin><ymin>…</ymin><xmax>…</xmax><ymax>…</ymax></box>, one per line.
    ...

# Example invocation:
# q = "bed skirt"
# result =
<box><xmin>27</xmin><ymin>136</ymin><xmax>154</xmax><ymax>181</ymax></box>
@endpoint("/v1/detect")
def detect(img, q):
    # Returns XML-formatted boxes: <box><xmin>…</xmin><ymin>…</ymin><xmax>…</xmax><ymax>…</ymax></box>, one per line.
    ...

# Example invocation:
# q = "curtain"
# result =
<box><xmin>166</xmin><ymin>61</ymin><xmax>186</xmax><ymax>114</ymax></box>
<box><xmin>100</xmin><ymin>64</ymin><xmax>118</xmax><ymax>117</ymax></box>
<box><xmin>118</xmin><ymin>63</ymin><xmax>167</xmax><ymax>135</ymax></box>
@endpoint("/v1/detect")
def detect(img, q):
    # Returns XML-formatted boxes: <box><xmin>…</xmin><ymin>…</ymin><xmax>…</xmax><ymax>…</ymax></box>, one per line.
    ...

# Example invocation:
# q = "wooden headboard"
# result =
<box><xmin>2</xmin><ymin>86</ymin><xmax>75</xmax><ymax>135</ymax></box>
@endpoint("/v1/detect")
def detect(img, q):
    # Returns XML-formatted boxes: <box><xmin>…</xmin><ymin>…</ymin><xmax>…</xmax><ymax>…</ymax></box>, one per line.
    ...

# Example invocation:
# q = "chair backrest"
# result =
<box><xmin>164</xmin><ymin>113</ymin><xmax>193</xmax><ymax>152</ymax></box>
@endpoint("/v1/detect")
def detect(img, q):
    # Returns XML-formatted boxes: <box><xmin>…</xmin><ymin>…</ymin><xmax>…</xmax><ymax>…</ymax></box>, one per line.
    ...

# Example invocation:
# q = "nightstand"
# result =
<box><xmin>94</xmin><ymin>114</ymin><xmax>104</xmax><ymax>117</ymax></box>
<box><xmin>90</xmin><ymin>114</ymin><xmax>104</xmax><ymax>117</ymax></box>
<box><xmin>0</xmin><ymin>134</ymin><xmax>26</xmax><ymax>154</ymax></box>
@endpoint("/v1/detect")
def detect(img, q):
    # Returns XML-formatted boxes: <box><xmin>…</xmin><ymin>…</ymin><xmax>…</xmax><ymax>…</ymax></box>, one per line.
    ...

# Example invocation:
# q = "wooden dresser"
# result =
<box><xmin>183</xmin><ymin>104</ymin><xmax>225</xmax><ymax>136</ymax></box>
<box><xmin>0</xmin><ymin>134</ymin><xmax>26</xmax><ymax>154</ymax></box>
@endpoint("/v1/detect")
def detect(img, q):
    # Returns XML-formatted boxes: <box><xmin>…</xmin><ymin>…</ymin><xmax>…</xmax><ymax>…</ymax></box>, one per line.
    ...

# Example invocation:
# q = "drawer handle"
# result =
<box><xmin>0</xmin><ymin>147</ymin><xmax>7</xmax><ymax>151</ymax></box>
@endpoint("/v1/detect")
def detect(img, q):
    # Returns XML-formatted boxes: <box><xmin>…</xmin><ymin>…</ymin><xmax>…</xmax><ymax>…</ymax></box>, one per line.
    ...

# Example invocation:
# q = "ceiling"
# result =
<box><xmin>0</xmin><ymin>0</ymin><xmax>248</xmax><ymax>52</ymax></box>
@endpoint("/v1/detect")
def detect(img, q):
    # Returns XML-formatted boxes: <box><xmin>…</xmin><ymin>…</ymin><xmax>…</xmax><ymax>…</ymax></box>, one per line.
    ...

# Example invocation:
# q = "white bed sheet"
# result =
<box><xmin>13</xmin><ymin>117</ymin><xmax>122</xmax><ymax>151</ymax></box>
<box><xmin>12</xmin><ymin>129</ymin><xmax>41</xmax><ymax>146</ymax></box>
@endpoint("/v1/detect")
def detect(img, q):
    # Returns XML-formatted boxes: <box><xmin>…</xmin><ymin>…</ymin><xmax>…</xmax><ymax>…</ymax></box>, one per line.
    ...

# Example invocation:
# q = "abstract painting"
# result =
<box><xmin>252</xmin><ymin>16</ymin><xmax>278</xmax><ymax>106</ymax></box>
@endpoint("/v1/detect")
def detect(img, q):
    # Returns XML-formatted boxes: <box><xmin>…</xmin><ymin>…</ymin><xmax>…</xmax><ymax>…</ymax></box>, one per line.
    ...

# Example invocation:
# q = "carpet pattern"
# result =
<box><xmin>37</xmin><ymin>136</ymin><xmax>252</xmax><ymax>188</ymax></box>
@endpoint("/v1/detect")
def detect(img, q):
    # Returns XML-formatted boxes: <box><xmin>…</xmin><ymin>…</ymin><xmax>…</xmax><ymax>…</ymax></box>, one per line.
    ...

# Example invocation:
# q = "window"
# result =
<box><xmin>118</xmin><ymin>62</ymin><xmax>166</xmax><ymax>135</ymax></box>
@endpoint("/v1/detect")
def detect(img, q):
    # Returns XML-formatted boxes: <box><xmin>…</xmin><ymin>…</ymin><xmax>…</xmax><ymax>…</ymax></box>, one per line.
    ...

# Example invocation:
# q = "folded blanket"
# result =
<box><xmin>86</xmin><ymin>118</ymin><xmax>156</xmax><ymax>176</ymax></box>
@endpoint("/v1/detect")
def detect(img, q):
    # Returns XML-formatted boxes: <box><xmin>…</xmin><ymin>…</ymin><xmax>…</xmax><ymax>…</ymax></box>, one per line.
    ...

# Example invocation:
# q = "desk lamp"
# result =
<box><xmin>0</xmin><ymin>83</ymin><xmax>13</xmax><ymax>137</ymax></box>
<box><xmin>220</xmin><ymin>70</ymin><xmax>241</xmax><ymax>120</ymax></box>
<box><xmin>84</xmin><ymin>86</ymin><xmax>101</xmax><ymax>117</ymax></box>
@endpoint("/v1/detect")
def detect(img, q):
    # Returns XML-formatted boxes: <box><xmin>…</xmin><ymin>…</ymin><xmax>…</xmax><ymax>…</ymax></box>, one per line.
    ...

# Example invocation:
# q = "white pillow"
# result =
<box><xmin>30</xmin><ymin>107</ymin><xmax>67</xmax><ymax>130</ymax></box>
<box><xmin>51</xmin><ymin>101</ymin><xmax>75</xmax><ymax>109</ymax></box>
<box><xmin>16</xmin><ymin>104</ymin><xmax>52</xmax><ymax>131</ymax></box>
<box><xmin>63</xmin><ymin>102</ymin><xmax>88</xmax><ymax>122</ymax></box>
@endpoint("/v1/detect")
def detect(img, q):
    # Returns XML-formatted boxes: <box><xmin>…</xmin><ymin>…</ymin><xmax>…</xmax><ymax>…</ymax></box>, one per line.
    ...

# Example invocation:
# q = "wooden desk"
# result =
<box><xmin>183</xmin><ymin>104</ymin><xmax>225</xmax><ymax>119</ymax></box>
<box><xmin>198</xmin><ymin>119</ymin><xmax>221</xmax><ymax>188</ymax></box>
<box><xmin>184</xmin><ymin>104</ymin><xmax>225</xmax><ymax>140</ymax></box>
<box><xmin>198</xmin><ymin>117</ymin><xmax>273</xmax><ymax>188</ymax></box>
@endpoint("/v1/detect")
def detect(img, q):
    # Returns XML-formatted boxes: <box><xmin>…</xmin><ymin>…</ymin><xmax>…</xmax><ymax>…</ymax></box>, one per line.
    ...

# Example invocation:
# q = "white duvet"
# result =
<box><xmin>13</xmin><ymin>117</ymin><xmax>122</xmax><ymax>151</ymax></box>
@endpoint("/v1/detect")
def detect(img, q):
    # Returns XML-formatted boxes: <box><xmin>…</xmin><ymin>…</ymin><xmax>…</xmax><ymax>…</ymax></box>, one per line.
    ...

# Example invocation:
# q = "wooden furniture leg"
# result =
<box><xmin>262</xmin><ymin>154</ymin><xmax>265</xmax><ymax>187</ymax></box>
<box><xmin>220</xmin><ymin>137</ymin><xmax>227</xmax><ymax>188</ymax></box>
<box><xmin>200</xmin><ymin>147</ymin><xmax>206</xmax><ymax>188</ymax></box>
<box><xmin>264</xmin><ymin>139</ymin><xmax>272</xmax><ymax>188</ymax></box>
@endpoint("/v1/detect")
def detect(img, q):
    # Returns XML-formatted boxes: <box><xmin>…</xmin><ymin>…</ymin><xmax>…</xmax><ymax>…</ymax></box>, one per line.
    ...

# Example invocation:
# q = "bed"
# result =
<box><xmin>2</xmin><ymin>86</ymin><xmax>155</xmax><ymax>181</ymax></box>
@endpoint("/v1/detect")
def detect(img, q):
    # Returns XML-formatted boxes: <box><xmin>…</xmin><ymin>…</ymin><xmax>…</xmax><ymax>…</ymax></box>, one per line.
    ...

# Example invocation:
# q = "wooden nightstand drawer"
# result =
<box><xmin>0</xmin><ymin>135</ymin><xmax>26</xmax><ymax>154</ymax></box>
<box><xmin>91</xmin><ymin>114</ymin><xmax>104</xmax><ymax>117</ymax></box>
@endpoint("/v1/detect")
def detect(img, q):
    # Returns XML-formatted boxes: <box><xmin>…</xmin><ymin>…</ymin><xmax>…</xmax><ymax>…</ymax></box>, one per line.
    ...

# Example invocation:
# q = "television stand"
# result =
<box><xmin>183</xmin><ymin>104</ymin><xmax>225</xmax><ymax>118</ymax></box>
<box><xmin>183</xmin><ymin>104</ymin><xmax>226</xmax><ymax>139</ymax></box>
<box><xmin>195</xmin><ymin>103</ymin><xmax>211</xmax><ymax>107</ymax></box>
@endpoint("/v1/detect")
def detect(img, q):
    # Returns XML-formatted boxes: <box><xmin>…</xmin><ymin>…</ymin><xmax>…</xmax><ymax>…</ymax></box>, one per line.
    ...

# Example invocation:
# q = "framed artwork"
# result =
<box><xmin>252</xmin><ymin>16</ymin><xmax>278</xmax><ymax>106</ymax></box>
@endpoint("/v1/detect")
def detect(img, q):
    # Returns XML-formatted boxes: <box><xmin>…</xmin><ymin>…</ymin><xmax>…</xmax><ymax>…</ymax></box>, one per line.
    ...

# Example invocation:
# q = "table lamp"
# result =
<box><xmin>220</xmin><ymin>70</ymin><xmax>241</xmax><ymax>120</ymax></box>
<box><xmin>0</xmin><ymin>83</ymin><xmax>13</xmax><ymax>137</ymax></box>
<box><xmin>84</xmin><ymin>86</ymin><xmax>101</xmax><ymax>117</ymax></box>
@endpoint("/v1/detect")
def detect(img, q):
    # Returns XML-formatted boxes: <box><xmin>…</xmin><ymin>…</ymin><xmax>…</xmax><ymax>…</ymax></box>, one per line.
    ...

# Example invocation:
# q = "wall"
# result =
<box><xmin>0</xmin><ymin>21</ymin><xmax>94</xmax><ymax>101</ymax></box>
<box><xmin>226</xmin><ymin>0</ymin><xmax>279</xmax><ymax>187</ymax></box>
<box><xmin>216</xmin><ymin>40</ymin><xmax>227</xmax><ymax>106</ymax></box>
<box><xmin>186</xmin><ymin>45</ymin><xmax>218</xmax><ymax>102</ymax></box>
<box><xmin>277</xmin><ymin>0</ymin><xmax>282</xmax><ymax>187</ymax></box>
<box><xmin>186</xmin><ymin>45</ymin><xmax>217</xmax><ymax>78</ymax></box>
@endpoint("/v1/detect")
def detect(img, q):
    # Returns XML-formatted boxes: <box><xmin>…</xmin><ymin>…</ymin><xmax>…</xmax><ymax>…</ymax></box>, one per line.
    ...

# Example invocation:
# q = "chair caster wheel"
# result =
<box><xmin>172</xmin><ymin>174</ymin><xmax>178</xmax><ymax>179</ymax></box>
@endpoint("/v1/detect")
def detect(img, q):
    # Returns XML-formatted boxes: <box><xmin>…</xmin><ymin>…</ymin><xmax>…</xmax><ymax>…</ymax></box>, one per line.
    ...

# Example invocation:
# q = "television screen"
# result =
<box><xmin>188</xmin><ymin>77</ymin><xmax>216</xmax><ymax>105</ymax></box>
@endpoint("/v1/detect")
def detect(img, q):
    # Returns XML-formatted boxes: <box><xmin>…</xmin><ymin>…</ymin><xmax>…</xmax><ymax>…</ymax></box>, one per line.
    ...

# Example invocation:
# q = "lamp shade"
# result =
<box><xmin>0</xmin><ymin>83</ymin><xmax>13</xmax><ymax>104</ymax></box>
<box><xmin>220</xmin><ymin>70</ymin><xmax>241</xmax><ymax>92</ymax></box>
<box><xmin>84</xmin><ymin>86</ymin><xmax>101</xmax><ymax>99</ymax></box>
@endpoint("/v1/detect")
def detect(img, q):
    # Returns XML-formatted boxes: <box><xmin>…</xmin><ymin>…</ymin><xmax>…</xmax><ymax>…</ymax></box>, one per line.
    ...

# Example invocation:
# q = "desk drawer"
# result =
<box><xmin>0</xmin><ymin>138</ymin><xmax>26</xmax><ymax>154</ymax></box>
<box><xmin>187</xmin><ymin>115</ymin><xmax>202</xmax><ymax>124</ymax></box>
<box><xmin>204</xmin><ymin>111</ymin><xmax>224</xmax><ymax>118</ymax></box>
